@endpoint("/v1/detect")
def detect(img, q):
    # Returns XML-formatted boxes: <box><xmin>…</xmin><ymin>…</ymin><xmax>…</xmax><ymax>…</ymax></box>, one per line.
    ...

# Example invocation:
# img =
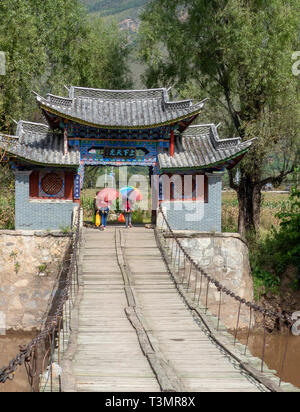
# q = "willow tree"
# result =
<box><xmin>139</xmin><ymin>0</ymin><xmax>300</xmax><ymax>237</ymax></box>
<box><xmin>0</xmin><ymin>0</ymin><xmax>46</xmax><ymax>133</ymax></box>
<box><xmin>0</xmin><ymin>0</ymin><xmax>132</xmax><ymax>133</ymax></box>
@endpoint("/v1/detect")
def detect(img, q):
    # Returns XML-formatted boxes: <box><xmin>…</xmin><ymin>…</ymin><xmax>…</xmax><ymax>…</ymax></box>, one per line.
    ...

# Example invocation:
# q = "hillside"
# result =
<box><xmin>81</xmin><ymin>0</ymin><xmax>149</xmax><ymax>88</ymax></box>
<box><xmin>81</xmin><ymin>0</ymin><xmax>149</xmax><ymax>30</ymax></box>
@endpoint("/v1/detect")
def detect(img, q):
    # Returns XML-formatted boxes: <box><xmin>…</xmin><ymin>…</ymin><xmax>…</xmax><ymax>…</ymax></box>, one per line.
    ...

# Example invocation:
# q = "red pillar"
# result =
<box><xmin>170</xmin><ymin>129</ymin><xmax>174</xmax><ymax>157</ymax></box>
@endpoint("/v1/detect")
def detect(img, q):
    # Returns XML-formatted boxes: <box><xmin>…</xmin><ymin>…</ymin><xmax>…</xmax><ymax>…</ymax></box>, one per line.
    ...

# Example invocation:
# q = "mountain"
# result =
<box><xmin>81</xmin><ymin>0</ymin><xmax>149</xmax><ymax>31</ymax></box>
<box><xmin>81</xmin><ymin>0</ymin><xmax>150</xmax><ymax>87</ymax></box>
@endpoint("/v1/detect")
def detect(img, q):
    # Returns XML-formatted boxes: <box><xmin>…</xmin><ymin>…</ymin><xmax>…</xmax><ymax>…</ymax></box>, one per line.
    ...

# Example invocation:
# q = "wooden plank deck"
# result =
<box><xmin>69</xmin><ymin>226</ymin><xmax>263</xmax><ymax>392</ymax></box>
<box><xmin>72</xmin><ymin>228</ymin><xmax>160</xmax><ymax>392</ymax></box>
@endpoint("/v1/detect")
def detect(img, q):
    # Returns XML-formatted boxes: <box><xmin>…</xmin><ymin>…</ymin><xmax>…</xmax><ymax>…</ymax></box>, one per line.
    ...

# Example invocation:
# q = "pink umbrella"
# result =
<box><xmin>96</xmin><ymin>188</ymin><xmax>119</xmax><ymax>208</ymax></box>
<box><xmin>128</xmin><ymin>188</ymin><xmax>143</xmax><ymax>202</ymax></box>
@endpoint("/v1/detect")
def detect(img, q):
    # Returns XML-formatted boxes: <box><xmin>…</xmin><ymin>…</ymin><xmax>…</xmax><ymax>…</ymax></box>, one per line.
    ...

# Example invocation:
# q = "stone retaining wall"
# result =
<box><xmin>0</xmin><ymin>230</ymin><xmax>71</xmax><ymax>332</ymax></box>
<box><xmin>163</xmin><ymin>231</ymin><xmax>254</xmax><ymax>329</ymax></box>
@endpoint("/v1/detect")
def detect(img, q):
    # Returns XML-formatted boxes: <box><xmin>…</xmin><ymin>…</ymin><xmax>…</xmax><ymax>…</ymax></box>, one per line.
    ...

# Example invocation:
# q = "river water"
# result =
<box><xmin>236</xmin><ymin>330</ymin><xmax>300</xmax><ymax>390</ymax></box>
<box><xmin>0</xmin><ymin>331</ymin><xmax>37</xmax><ymax>392</ymax></box>
<box><xmin>0</xmin><ymin>330</ymin><xmax>299</xmax><ymax>391</ymax></box>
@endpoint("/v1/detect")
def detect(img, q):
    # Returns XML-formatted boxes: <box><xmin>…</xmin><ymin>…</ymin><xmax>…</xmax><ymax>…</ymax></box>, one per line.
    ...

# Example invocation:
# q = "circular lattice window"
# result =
<box><xmin>41</xmin><ymin>173</ymin><xmax>63</xmax><ymax>196</ymax></box>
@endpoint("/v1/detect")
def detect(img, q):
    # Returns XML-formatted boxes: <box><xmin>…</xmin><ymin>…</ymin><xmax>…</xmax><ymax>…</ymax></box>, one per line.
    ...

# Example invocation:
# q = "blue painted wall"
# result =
<box><xmin>15</xmin><ymin>171</ymin><xmax>77</xmax><ymax>230</ymax></box>
<box><xmin>160</xmin><ymin>173</ymin><xmax>223</xmax><ymax>232</ymax></box>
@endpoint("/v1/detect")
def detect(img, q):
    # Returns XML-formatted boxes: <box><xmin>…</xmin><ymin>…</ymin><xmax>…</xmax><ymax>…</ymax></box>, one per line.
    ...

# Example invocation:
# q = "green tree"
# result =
<box><xmin>251</xmin><ymin>173</ymin><xmax>300</xmax><ymax>294</ymax></box>
<box><xmin>29</xmin><ymin>1</ymin><xmax>132</xmax><ymax>93</ymax></box>
<box><xmin>0</xmin><ymin>0</ymin><xmax>132</xmax><ymax>133</ymax></box>
<box><xmin>78</xmin><ymin>16</ymin><xmax>132</xmax><ymax>90</ymax></box>
<box><xmin>139</xmin><ymin>0</ymin><xmax>300</xmax><ymax>237</ymax></box>
<box><xmin>0</xmin><ymin>0</ymin><xmax>47</xmax><ymax>132</ymax></box>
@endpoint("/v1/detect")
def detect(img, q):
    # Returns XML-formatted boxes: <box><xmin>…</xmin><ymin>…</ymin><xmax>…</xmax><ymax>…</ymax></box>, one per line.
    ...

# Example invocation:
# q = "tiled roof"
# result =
<box><xmin>0</xmin><ymin>121</ymin><xmax>80</xmax><ymax>166</ymax></box>
<box><xmin>0</xmin><ymin>121</ymin><xmax>255</xmax><ymax>170</ymax></box>
<box><xmin>158</xmin><ymin>124</ymin><xmax>255</xmax><ymax>170</ymax></box>
<box><xmin>35</xmin><ymin>86</ymin><xmax>206</xmax><ymax>129</ymax></box>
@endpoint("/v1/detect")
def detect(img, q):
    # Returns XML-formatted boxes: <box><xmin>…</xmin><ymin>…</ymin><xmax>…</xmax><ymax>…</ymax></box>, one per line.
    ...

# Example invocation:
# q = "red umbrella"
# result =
<box><xmin>96</xmin><ymin>188</ymin><xmax>119</xmax><ymax>204</ymax></box>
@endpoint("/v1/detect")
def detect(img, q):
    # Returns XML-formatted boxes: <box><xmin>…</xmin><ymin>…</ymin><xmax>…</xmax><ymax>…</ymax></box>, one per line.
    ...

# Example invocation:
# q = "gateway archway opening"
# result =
<box><xmin>81</xmin><ymin>165</ymin><xmax>154</xmax><ymax>226</ymax></box>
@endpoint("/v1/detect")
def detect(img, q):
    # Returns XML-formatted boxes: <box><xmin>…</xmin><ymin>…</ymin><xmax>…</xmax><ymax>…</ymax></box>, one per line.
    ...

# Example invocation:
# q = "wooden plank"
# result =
<box><xmin>63</xmin><ymin>227</ymin><xmax>161</xmax><ymax>392</ymax></box>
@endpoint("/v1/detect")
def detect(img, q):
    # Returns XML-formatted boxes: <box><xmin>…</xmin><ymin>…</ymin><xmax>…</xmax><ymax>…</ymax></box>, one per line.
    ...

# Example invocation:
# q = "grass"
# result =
<box><xmin>0</xmin><ymin>191</ymin><xmax>15</xmax><ymax>230</ymax></box>
<box><xmin>222</xmin><ymin>191</ymin><xmax>287</xmax><ymax>236</ymax></box>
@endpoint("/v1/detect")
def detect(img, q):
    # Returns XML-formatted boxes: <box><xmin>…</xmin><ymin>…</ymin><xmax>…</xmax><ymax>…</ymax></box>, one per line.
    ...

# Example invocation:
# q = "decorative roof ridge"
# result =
<box><xmin>239</xmin><ymin>137</ymin><xmax>258</xmax><ymax>147</ymax></box>
<box><xmin>69</xmin><ymin>85</ymin><xmax>167</xmax><ymax>95</ymax></box>
<box><xmin>186</xmin><ymin>123</ymin><xmax>215</xmax><ymax>128</ymax></box>
<box><xmin>0</xmin><ymin>133</ymin><xmax>19</xmax><ymax>140</ymax></box>
<box><xmin>166</xmin><ymin>98</ymin><xmax>193</xmax><ymax>104</ymax></box>
<box><xmin>183</xmin><ymin>123</ymin><xmax>244</xmax><ymax>150</ymax></box>
<box><xmin>47</xmin><ymin>93</ymin><xmax>73</xmax><ymax>104</ymax></box>
<box><xmin>165</xmin><ymin>98</ymin><xmax>207</xmax><ymax>112</ymax></box>
<box><xmin>16</xmin><ymin>120</ymin><xmax>49</xmax><ymax>139</ymax></box>
<box><xmin>185</xmin><ymin>123</ymin><xmax>256</xmax><ymax>142</ymax></box>
<box><xmin>183</xmin><ymin>123</ymin><xmax>213</xmax><ymax>136</ymax></box>
<box><xmin>68</xmin><ymin>87</ymin><xmax>206</xmax><ymax>110</ymax></box>
<box><xmin>47</xmin><ymin>92</ymin><xmax>72</xmax><ymax>100</ymax></box>
<box><xmin>164</xmin><ymin>99</ymin><xmax>192</xmax><ymax>110</ymax></box>
<box><xmin>36</xmin><ymin>88</ymin><xmax>207</xmax><ymax>108</ymax></box>
<box><xmin>70</xmin><ymin>85</ymin><xmax>168</xmax><ymax>92</ymax></box>
<box><xmin>0</xmin><ymin>133</ymin><xmax>20</xmax><ymax>153</ymax></box>
<box><xmin>210</xmin><ymin>129</ymin><xmax>256</xmax><ymax>150</ymax></box>
<box><xmin>209</xmin><ymin>125</ymin><xmax>242</xmax><ymax>149</ymax></box>
<box><xmin>68</xmin><ymin>85</ymin><xmax>169</xmax><ymax>101</ymax></box>
<box><xmin>16</xmin><ymin>120</ymin><xmax>49</xmax><ymax>128</ymax></box>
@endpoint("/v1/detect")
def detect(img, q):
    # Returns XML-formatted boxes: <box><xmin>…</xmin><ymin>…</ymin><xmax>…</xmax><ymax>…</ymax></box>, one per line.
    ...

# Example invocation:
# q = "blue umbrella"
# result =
<box><xmin>120</xmin><ymin>186</ymin><xmax>135</xmax><ymax>197</ymax></box>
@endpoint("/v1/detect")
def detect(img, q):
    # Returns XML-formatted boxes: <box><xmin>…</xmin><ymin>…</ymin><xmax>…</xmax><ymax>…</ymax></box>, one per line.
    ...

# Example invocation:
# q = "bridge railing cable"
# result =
<box><xmin>0</xmin><ymin>207</ymin><xmax>82</xmax><ymax>392</ymax></box>
<box><xmin>155</xmin><ymin>205</ymin><xmax>295</xmax><ymax>389</ymax></box>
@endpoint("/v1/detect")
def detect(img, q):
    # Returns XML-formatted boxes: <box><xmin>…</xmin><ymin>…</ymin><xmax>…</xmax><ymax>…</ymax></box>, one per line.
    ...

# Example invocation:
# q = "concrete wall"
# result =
<box><xmin>0</xmin><ymin>230</ymin><xmax>71</xmax><ymax>332</ymax></box>
<box><xmin>158</xmin><ymin>173</ymin><xmax>222</xmax><ymax>232</ymax></box>
<box><xmin>15</xmin><ymin>171</ymin><xmax>78</xmax><ymax>230</ymax></box>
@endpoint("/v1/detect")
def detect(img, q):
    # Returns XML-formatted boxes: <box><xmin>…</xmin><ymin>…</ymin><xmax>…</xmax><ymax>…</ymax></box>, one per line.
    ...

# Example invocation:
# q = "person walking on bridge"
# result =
<box><xmin>95</xmin><ymin>188</ymin><xmax>119</xmax><ymax>230</ymax></box>
<box><xmin>122</xmin><ymin>196</ymin><xmax>134</xmax><ymax>228</ymax></box>
<box><xmin>95</xmin><ymin>196</ymin><xmax>111</xmax><ymax>230</ymax></box>
<box><xmin>120</xmin><ymin>186</ymin><xmax>143</xmax><ymax>228</ymax></box>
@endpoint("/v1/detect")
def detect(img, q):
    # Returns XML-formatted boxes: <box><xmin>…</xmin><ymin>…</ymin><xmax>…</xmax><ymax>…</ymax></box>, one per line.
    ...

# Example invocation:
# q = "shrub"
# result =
<box><xmin>132</xmin><ymin>208</ymin><xmax>150</xmax><ymax>224</ymax></box>
<box><xmin>222</xmin><ymin>205</ymin><xmax>238</xmax><ymax>232</ymax></box>
<box><xmin>0</xmin><ymin>191</ymin><xmax>15</xmax><ymax>229</ymax></box>
<box><xmin>250</xmin><ymin>182</ymin><xmax>300</xmax><ymax>297</ymax></box>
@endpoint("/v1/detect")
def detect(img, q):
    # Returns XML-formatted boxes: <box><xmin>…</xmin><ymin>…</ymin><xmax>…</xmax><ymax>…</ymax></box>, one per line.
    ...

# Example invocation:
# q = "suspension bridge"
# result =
<box><xmin>0</xmin><ymin>209</ymin><xmax>298</xmax><ymax>392</ymax></box>
<box><xmin>65</xmin><ymin>226</ymin><xmax>262</xmax><ymax>392</ymax></box>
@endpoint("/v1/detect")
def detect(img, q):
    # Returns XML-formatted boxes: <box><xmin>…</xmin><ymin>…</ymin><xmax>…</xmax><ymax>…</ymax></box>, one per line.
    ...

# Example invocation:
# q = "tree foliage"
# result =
<box><xmin>139</xmin><ymin>0</ymin><xmax>300</xmax><ymax>236</ymax></box>
<box><xmin>250</xmin><ymin>174</ymin><xmax>300</xmax><ymax>294</ymax></box>
<box><xmin>82</xmin><ymin>0</ymin><xmax>149</xmax><ymax>16</ymax></box>
<box><xmin>0</xmin><ymin>0</ymin><xmax>132</xmax><ymax>133</ymax></box>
